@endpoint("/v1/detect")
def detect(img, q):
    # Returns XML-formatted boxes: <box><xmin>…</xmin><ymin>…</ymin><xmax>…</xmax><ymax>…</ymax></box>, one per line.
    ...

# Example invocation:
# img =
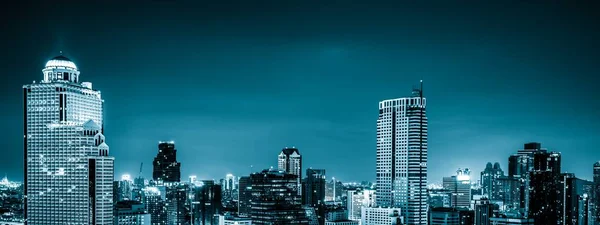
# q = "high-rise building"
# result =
<box><xmin>23</xmin><ymin>55</ymin><xmax>114</xmax><ymax>225</ymax></box>
<box><xmin>528</xmin><ymin>150</ymin><xmax>561</xmax><ymax>225</ymax></box>
<box><xmin>191</xmin><ymin>180</ymin><xmax>222</xmax><ymax>225</ymax></box>
<box><xmin>443</xmin><ymin>168</ymin><xmax>472</xmax><ymax>209</ymax></box>
<box><xmin>303</xmin><ymin>169</ymin><xmax>326</xmax><ymax>225</ymax></box>
<box><xmin>237</xmin><ymin>176</ymin><xmax>252</xmax><ymax>216</ymax></box>
<box><xmin>489</xmin><ymin>215</ymin><xmax>534</xmax><ymax>225</ymax></box>
<box><xmin>221</xmin><ymin>174</ymin><xmax>238</xmax><ymax>209</ymax></box>
<box><xmin>481</xmin><ymin>162</ymin><xmax>504</xmax><ymax>200</ymax></box>
<box><xmin>249</xmin><ymin>169</ymin><xmax>309</xmax><ymax>225</ymax></box>
<box><xmin>166</xmin><ymin>184</ymin><xmax>187</xmax><ymax>225</ymax></box>
<box><xmin>376</xmin><ymin>83</ymin><xmax>428</xmax><ymax>224</ymax></box>
<box><xmin>152</xmin><ymin>142</ymin><xmax>181</xmax><ymax>183</ymax></box>
<box><xmin>377</xmin><ymin>83</ymin><xmax>428</xmax><ymax>224</ymax></box>
<box><xmin>496</xmin><ymin>176</ymin><xmax>522</xmax><ymax>211</ymax></box>
<box><xmin>303</xmin><ymin>169</ymin><xmax>326</xmax><ymax>206</ymax></box>
<box><xmin>217</xmin><ymin>213</ymin><xmax>252</xmax><ymax>225</ymax></box>
<box><xmin>114</xmin><ymin>200</ymin><xmax>152</xmax><ymax>225</ymax></box>
<box><xmin>361</xmin><ymin>207</ymin><xmax>403</xmax><ymax>225</ymax></box>
<box><xmin>594</xmin><ymin>162</ymin><xmax>600</xmax><ymax>224</ymax></box>
<box><xmin>278</xmin><ymin>147</ymin><xmax>302</xmax><ymax>195</ymax></box>
<box><xmin>506</xmin><ymin>142</ymin><xmax>547</xmax><ymax>215</ymax></box>
<box><xmin>474</xmin><ymin>198</ymin><xmax>498</xmax><ymax>225</ymax></box>
<box><xmin>143</xmin><ymin>186</ymin><xmax>168</xmax><ymax>225</ymax></box>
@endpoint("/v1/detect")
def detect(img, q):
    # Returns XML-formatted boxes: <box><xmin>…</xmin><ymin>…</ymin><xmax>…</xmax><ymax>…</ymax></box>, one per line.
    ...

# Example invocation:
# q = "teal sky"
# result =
<box><xmin>1</xmin><ymin>1</ymin><xmax>599</xmax><ymax>183</ymax></box>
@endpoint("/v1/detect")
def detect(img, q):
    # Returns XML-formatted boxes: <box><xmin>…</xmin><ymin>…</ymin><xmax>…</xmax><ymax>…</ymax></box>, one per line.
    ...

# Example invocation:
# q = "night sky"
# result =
<box><xmin>1</xmin><ymin>1</ymin><xmax>599</xmax><ymax>184</ymax></box>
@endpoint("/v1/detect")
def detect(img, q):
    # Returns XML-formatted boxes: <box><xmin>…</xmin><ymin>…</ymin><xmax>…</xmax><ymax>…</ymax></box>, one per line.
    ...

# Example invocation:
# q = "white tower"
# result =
<box><xmin>376</xmin><ymin>82</ymin><xmax>428</xmax><ymax>224</ymax></box>
<box><xmin>23</xmin><ymin>54</ymin><xmax>114</xmax><ymax>225</ymax></box>
<box><xmin>278</xmin><ymin>147</ymin><xmax>302</xmax><ymax>195</ymax></box>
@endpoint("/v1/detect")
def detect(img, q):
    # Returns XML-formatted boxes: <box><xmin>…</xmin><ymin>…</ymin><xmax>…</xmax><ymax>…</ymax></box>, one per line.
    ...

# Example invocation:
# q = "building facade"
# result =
<box><xmin>24</xmin><ymin>55</ymin><xmax>114</xmax><ymax>225</ymax></box>
<box><xmin>376</xmin><ymin>84</ymin><xmax>428</xmax><ymax>224</ymax></box>
<box><xmin>152</xmin><ymin>142</ymin><xmax>181</xmax><ymax>183</ymax></box>
<box><xmin>481</xmin><ymin>162</ymin><xmax>504</xmax><ymax>200</ymax></box>
<box><xmin>443</xmin><ymin>168</ymin><xmax>472</xmax><ymax>209</ymax></box>
<box><xmin>238</xmin><ymin>176</ymin><xmax>252</xmax><ymax>216</ymax></box>
<box><xmin>429</xmin><ymin>207</ymin><xmax>474</xmax><ymax>225</ymax></box>
<box><xmin>191</xmin><ymin>180</ymin><xmax>222</xmax><ymax>225</ymax></box>
<box><xmin>278</xmin><ymin>147</ymin><xmax>302</xmax><ymax>195</ymax></box>
<box><xmin>143</xmin><ymin>187</ymin><xmax>167</xmax><ymax>225</ymax></box>
<box><xmin>249</xmin><ymin>169</ymin><xmax>308</xmax><ymax>225</ymax></box>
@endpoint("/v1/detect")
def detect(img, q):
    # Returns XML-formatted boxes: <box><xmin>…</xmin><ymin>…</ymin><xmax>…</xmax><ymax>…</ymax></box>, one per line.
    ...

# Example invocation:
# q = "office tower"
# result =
<box><xmin>361</xmin><ymin>207</ymin><xmax>403</xmax><ymax>225</ymax></box>
<box><xmin>443</xmin><ymin>168</ymin><xmax>472</xmax><ymax>209</ymax></box>
<box><xmin>303</xmin><ymin>169</ymin><xmax>326</xmax><ymax>225</ymax></box>
<box><xmin>303</xmin><ymin>169</ymin><xmax>326</xmax><ymax>205</ymax></box>
<box><xmin>165</xmin><ymin>184</ymin><xmax>187</xmax><ymax>225</ymax></box>
<box><xmin>428</xmin><ymin>188</ymin><xmax>452</xmax><ymax>208</ymax></box>
<box><xmin>558</xmin><ymin>174</ymin><xmax>594</xmax><ymax>225</ymax></box>
<box><xmin>190</xmin><ymin>180</ymin><xmax>222</xmax><ymax>225</ymax></box>
<box><xmin>496</xmin><ymin>176</ymin><xmax>521</xmax><ymax>211</ymax></box>
<box><xmin>481</xmin><ymin>162</ymin><xmax>504</xmax><ymax>200</ymax></box>
<box><xmin>529</xmin><ymin>150</ymin><xmax>561</xmax><ymax>225</ymax></box>
<box><xmin>347</xmin><ymin>189</ymin><xmax>375</xmax><ymax>222</ymax></box>
<box><xmin>594</xmin><ymin>162</ymin><xmax>600</xmax><ymax>224</ymax></box>
<box><xmin>114</xmin><ymin>200</ymin><xmax>152</xmax><ymax>225</ymax></box>
<box><xmin>376</xmin><ymin>83</ymin><xmax>428</xmax><ymax>224</ymax></box>
<box><xmin>143</xmin><ymin>187</ymin><xmax>168</xmax><ymax>225</ymax></box>
<box><xmin>325</xmin><ymin>178</ymin><xmax>343</xmax><ymax>202</ymax></box>
<box><xmin>249</xmin><ymin>169</ymin><xmax>309</xmax><ymax>225</ymax></box>
<box><xmin>152</xmin><ymin>142</ymin><xmax>181</xmax><ymax>183</ymax></box>
<box><xmin>506</xmin><ymin>142</ymin><xmax>547</xmax><ymax>215</ymax></box>
<box><xmin>23</xmin><ymin>55</ymin><xmax>114</xmax><ymax>225</ymax></box>
<box><xmin>325</xmin><ymin>207</ymin><xmax>349</xmax><ymax>222</ymax></box>
<box><xmin>474</xmin><ymin>198</ymin><xmax>498</xmax><ymax>225</ymax></box>
<box><xmin>223</xmin><ymin>174</ymin><xmax>237</xmax><ymax>191</ymax></box>
<box><xmin>429</xmin><ymin>207</ymin><xmax>474</xmax><ymax>225</ymax></box>
<box><xmin>278</xmin><ymin>147</ymin><xmax>302</xmax><ymax>195</ymax></box>
<box><xmin>237</xmin><ymin>176</ymin><xmax>252</xmax><ymax>216</ymax></box>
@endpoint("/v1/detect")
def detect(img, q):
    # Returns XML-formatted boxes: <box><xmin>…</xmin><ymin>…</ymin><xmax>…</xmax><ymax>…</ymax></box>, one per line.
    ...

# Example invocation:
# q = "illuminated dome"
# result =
<box><xmin>45</xmin><ymin>55</ymin><xmax>77</xmax><ymax>70</ymax></box>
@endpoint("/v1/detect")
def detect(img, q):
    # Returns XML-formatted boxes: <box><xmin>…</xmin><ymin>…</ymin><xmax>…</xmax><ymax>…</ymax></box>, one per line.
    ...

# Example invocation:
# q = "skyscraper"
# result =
<box><xmin>303</xmin><ymin>169</ymin><xmax>326</xmax><ymax>206</ymax></box>
<box><xmin>114</xmin><ymin>200</ymin><xmax>152</xmax><ymax>225</ymax></box>
<box><xmin>191</xmin><ymin>180</ymin><xmax>222</xmax><ymax>225</ymax></box>
<box><xmin>347</xmin><ymin>189</ymin><xmax>375</xmax><ymax>222</ymax></box>
<box><xmin>278</xmin><ymin>147</ymin><xmax>302</xmax><ymax>195</ymax></box>
<box><xmin>249</xmin><ymin>169</ymin><xmax>309</xmax><ymax>225</ymax></box>
<box><xmin>443</xmin><ymin>168</ymin><xmax>472</xmax><ymax>209</ymax></box>
<box><xmin>474</xmin><ymin>198</ymin><xmax>498</xmax><ymax>225</ymax></box>
<box><xmin>23</xmin><ymin>55</ymin><xmax>114</xmax><ymax>225</ymax></box>
<box><xmin>303</xmin><ymin>169</ymin><xmax>326</xmax><ymax>225</ymax></box>
<box><xmin>152</xmin><ymin>142</ymin><xmax>181</xmax><ymax>183</ymax></box>
<box><xmin>376</xmin><ymin>82</ymin><xmax>428</xmax><ymax>224</ymax></box>
<box><xmin>237</xmin><ymin>176</ymin><xmax>252</xmax><ymax>216</ymax></box>
<box><xmin>166</xmin><ymin>184</ymin><xmax>187</xmax><ymax>225</ymax></box>
<box><xmin>528</xmin><ymin>150</ymin><xmax>562</xmax><ymax>225</ymax></box>
<box><xmin>593</xmin><ymin>161</ymin><xmax>600</xmax><ymax>224</ymax></box>
<box><xmin>481</xmin><ymin>162</ymin><xmax>504</xmax><ymax>200</ymax></box>
<box><xmin>507</xmin><ymin>142</ymin><xmax>547</xmax><ymax>215</ymax></box>
<box><xmin>143</xmin><ymin>187</ymin><xmax>168</xmax><ymax>225</ymax></box>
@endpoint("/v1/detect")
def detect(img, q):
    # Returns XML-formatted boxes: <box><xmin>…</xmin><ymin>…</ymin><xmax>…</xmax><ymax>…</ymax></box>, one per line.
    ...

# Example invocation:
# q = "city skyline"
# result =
<box><xmin>2</xmin><ymin>1</ymin><xmax>600</xmax><ymax>184</ymax></box>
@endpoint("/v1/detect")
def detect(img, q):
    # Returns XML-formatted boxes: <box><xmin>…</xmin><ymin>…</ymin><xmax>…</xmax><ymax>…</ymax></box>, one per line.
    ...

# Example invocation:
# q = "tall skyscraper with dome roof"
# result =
<box><xmin>23</xmin><ymin>54</ymin><xmax>114</xmax><ymax>225</ymax></box>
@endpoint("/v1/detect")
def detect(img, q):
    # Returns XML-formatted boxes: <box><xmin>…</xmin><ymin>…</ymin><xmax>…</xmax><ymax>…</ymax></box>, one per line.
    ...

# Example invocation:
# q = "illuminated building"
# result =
<box><xmin>278</xmin><ymin>147</ymin><xmax>302</xmax><ymax>195</ymax></box>
<box><xmin>528</xmin><ymin>151</ymin><xmax>561</xmax><ymax>225</ymax></box>
<box><xmin>428</xmin><ymin>188</ymin><xmax>452</xmax><ymax>208</ymax></box>
<box><xmin>249</xmin><ymin>169</ymin><xmax>309</xmax><ymax>225</ymax></box>
<box><xmin>594</xmin><ymin>161</ymin><xmax>600</xmax><ymax>223</ymax></box>
<box><xmin>23</xmin><ymin>55</ymin><xmax>114</xmax><ymax>225</ymax></box>
<box><xmin>474</xmin><ymin>198</ymin><xmax>498</xmax><ymax>225</ymax></box>
<box><xmin>361</xmin><ymin>207</ymin><xmax>403</xmax><ymax>225</ymax></box>
<box><xmin>217</xmin><ymin>213</ymin><xmax>252</xmax><ymax>225</ymax></box>
<box><xmin>443</xmin><ymin>168</ymin><xmax>472</xmax><ymax>209</ymax></box>
<box><xmin>303</xmin><ymin>169</ymin><xmax>326</xmax><ymax>225</ymax></box>
<box><xmin>115</xmin><ymin>174</ymin><xmax>134</xmax><ymax>201</ymax></box>
<box><xmin>152</xmin><ymin>141</ymin><xmax>181</xmax><ymax>183</ymax></box>
<box><xmin>143</xmin><ymin>187</ymin><xmax>167</xmax><ymax>225</ymax></box>
<box><xmin>480</xmin><ymin>162</ymin><xmax>504</xmax><ymax>200</ymax></box>
<box><xmin>325</xmin><ymin>178</ymin><xmax>343</xmax><ymax>202</ymax></box>
<box><xmin>190</xmin><ymin>180</ymin><xmax>222</xmax><ymax>225</ymax></box>
<box><xmin>376</xmin><ymin>82</ymin><xmax>428</xmax><ymax>224</ymax></box>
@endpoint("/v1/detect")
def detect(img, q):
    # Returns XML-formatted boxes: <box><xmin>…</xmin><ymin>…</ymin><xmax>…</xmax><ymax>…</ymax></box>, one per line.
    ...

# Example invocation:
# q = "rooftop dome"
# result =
<box><xmin>45</xmin><ymin>55</ymin><xmax>77</xmax><ymax>70</ymax></box>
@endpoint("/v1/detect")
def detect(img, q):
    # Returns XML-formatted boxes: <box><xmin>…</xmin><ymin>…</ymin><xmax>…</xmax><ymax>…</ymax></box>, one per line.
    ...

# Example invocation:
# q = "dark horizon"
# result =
<box><xmin>1</xmin><ymin>1</ymin><xmax>600</xmax><ymax>183</ymax></box>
